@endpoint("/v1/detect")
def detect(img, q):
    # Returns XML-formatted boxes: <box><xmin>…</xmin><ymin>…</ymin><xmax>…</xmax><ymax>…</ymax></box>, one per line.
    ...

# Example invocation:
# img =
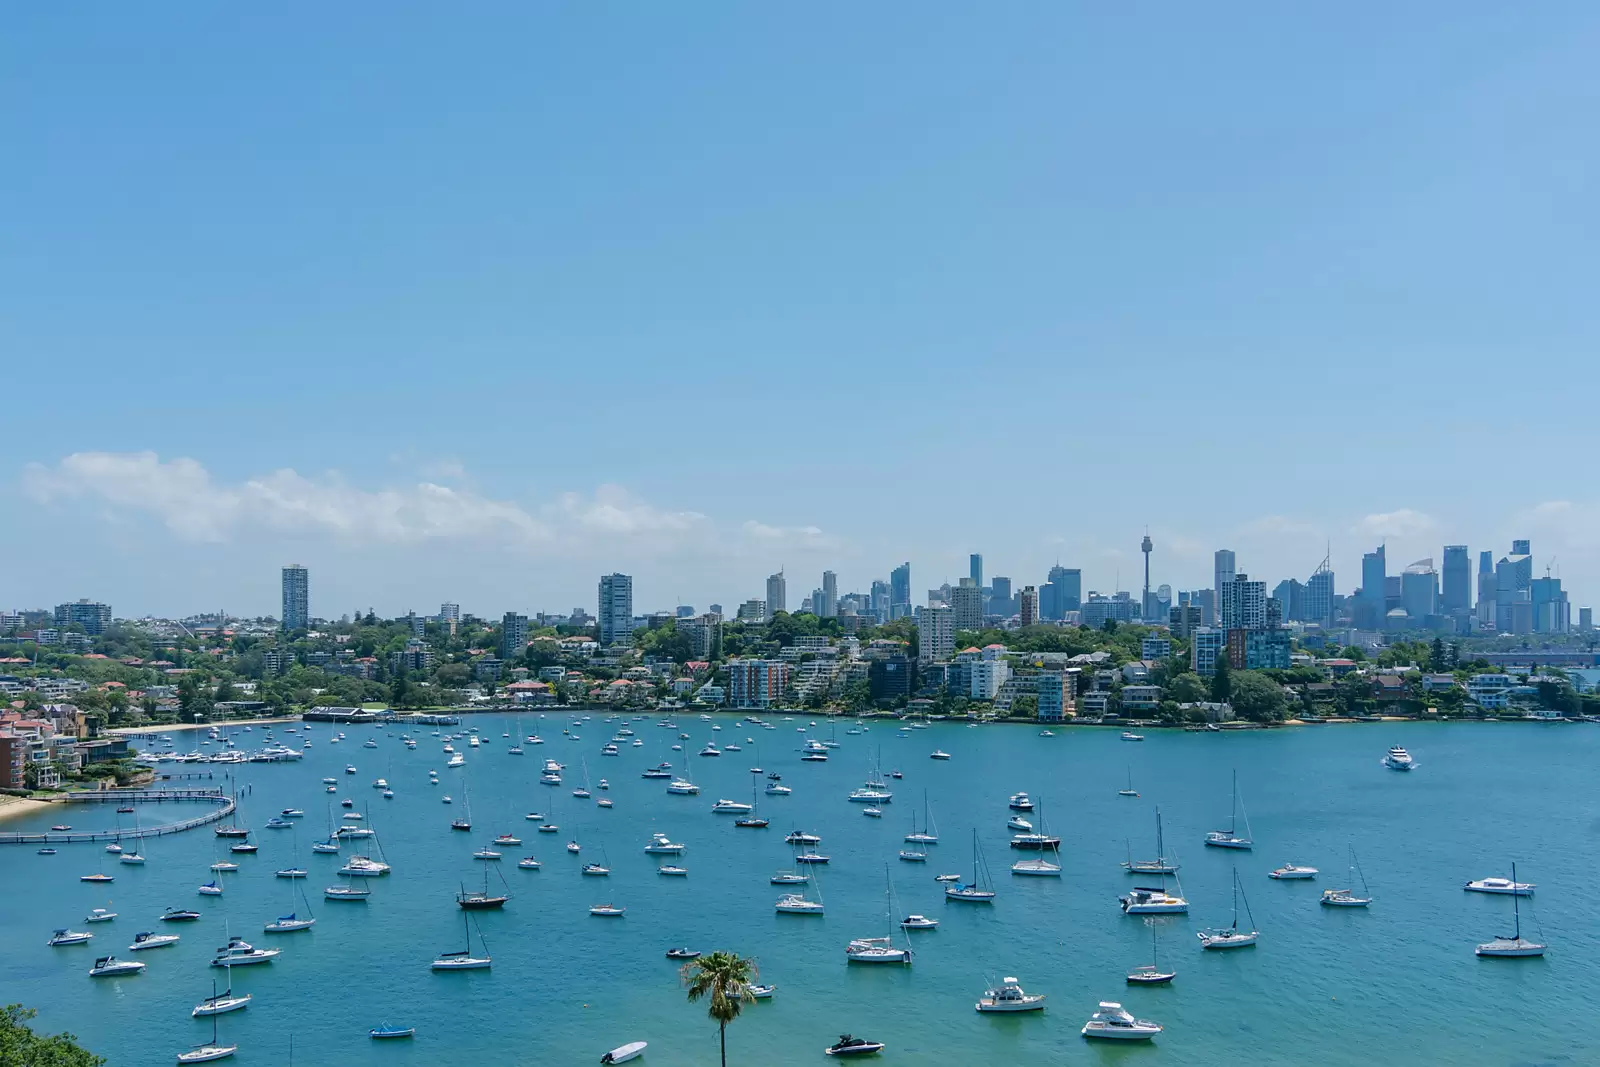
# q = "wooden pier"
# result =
<box><xmin>0</xmin><ymin>788</ymin><xmax>235</xmax><ymax>845</ymax></box>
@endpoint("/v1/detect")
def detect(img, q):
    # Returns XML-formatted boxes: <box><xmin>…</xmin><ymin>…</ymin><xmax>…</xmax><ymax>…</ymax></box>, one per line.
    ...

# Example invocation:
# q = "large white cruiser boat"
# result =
<box><xmin>643</xmin><ymin>833</ymin><xmax>684</xmax><ymax>854</ymax></box>
<box><xmin>1081</xmin><ymin>1001</ymin><xmax>1161</xmax><ymax>1040</ymax></box>
<box><xmin>1464</xmin><ymin>876</ymin><xmax>1534</xmax><ymax>896</ymax></box>
<box><xmin>1120</xmin><ymin>885</ymin><xmax>1188</xmax><ymax>914</ymax></box>
<box><xmin>975</xmin><ymin>977</ymin><xmax>1045</xmax><ymax>1012</ymax></box>
<box><xmin>1382</xmin><ymin>745</ymin><xmax>1416</xmax><ymax>771</ymax></box>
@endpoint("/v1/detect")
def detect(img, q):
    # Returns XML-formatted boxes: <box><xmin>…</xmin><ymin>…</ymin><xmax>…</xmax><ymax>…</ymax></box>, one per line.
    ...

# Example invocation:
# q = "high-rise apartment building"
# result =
<box><xmin>1477</xmin><ymin>550</ymin><xmax>1496</xmax><ymax>624</ymax></box>
<box><xmin>1191</xmin><ymin>628</ymin><xmax>1225</xmax><ymax>676</ymax></box>
<box><xmin>889</xmin><ymin>562</ymin><xmax>911</xmax><ymax>619</ymax></box>
<box><xmin>1221</xmin><ymin>574</ymin><xmax>1267</xmax><ymax>631</ymax></box>
<box><xmin>990</xmin><ymin>576</ymin><xmax>1012</xmax><ymax>616</ymax></box>
<box><xmin>726</xmin><ymin>659</ymin><xmax>791</xmax><ymax>709</ymax></box>
<box><xmin>500</xmin><ymin>612</ymin><xmax>528</xmax><ymax>660</ymax></box>
<box><xmin>820</xmin><ymin>571</ymin><xmax>838</xmax><ymax>618</ymax></box>
<box><xmin>969</xmin><ymin>554</ymin><xmax>983</xmax><ymax>589</ymax></box>
<box><xmin>1041</xmin><ymin>566</ymin><xmax>1081</xmax><ymax>620</ymax></box>
<box><xmin>281</xmin><ymin>566</ymin><xmax>309</xmax><ymax>631</ymax></box>
<box><xmin>1441</xmin><ymin>546</ymin><xmax>1471</xmax><ymax>614</ymax></box>
<box><xmin>54</xmin><ymin>599</ymin><xmax>113</xmax><ymax>636</ymax></box>
<box><xmin>1494</xmin><ymin>542</ymin><xmax>1533</xmax><ymax>634</ymax></box>
<box><xmin>766</xmin><ymin>571</ymin><xmax>787</xmax><ymax>616</ymax></box>
<box><xmin>439</xmin><ymin>602</ymin><xmax>460</xmax><ymax>624</ymax></box>
<box><xmin>598</xmin><ymin>573</ymin><xmax>634</xmax><ymax>646</ymax></box>
<box><xmin>950</xmin><ymin>578</ymin><xmax>984</xmax><ymax>632</ymax></box>
<box><xmin>869</xmin><ymin>580</ymin><xmax>890</xmax><ymax>622</ymax></box>
<box><xmin>1531</xmin><ymin>576</ymin><xmax>1569</xmax><ymax>634</ymax></box>
<box><xmin>917</xmin><ymin>605</ymin><xmax>954</xmax><ymax>664</ymax></box>
<box><xmin>1019</xmin><ymin>586</ymin><xmax>1039</xmax><ymax>627</ymax></box>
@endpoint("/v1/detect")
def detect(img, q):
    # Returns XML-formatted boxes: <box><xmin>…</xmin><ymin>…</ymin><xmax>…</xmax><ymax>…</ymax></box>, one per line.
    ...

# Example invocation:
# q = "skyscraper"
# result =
<box><xmin>889</xmin><ymin>562</ymin><xmax>911</xmax><ymax>619</ymax></box>
<box><xmin>281</xmin><ymin>565</ymin><xmax>309</xmax><ymax>631</ymax></box>
<box><xmin>1358</xmin><ymin>546</ymin><xmax>1386</xmax><ymax>629</ymax></box>
<box><xmin>1494</xmin><ymin>541</ymin><xmax>1533</xmax><ymax>634</ymax></box>
<box><xmin>1305</xmin><ymin>563</ymin><xmax>1335</xmax><ymax>628</ymax></box>
<box><xmin>820</xmin><ymin>571</ymin><xmax>838</xmax><ymax>618</ymax></box>
<box><xmin>1477</xmin><ymin>550</ymin><xmax>1496</xmax><ymax>624</ymax></box>
<box><xmin>1041</xmin><ymin>565</ymin><xmax>1082</xmax><ymax>620</ymax></box>
<box><xmin>766</xmin><ymin>571</ymin><xmax>787</xmax><ymax>616</ymax></box>
<box><xmin>1400</xmin><ymin>559</ymin><xmax>1438</xmax><ymax>622</ymax></box>
<box><xmin>1213</xmin><ymin>550</ymin><xmax>1236</xmax><ymax>625</ymax></box>
<box><xmin>597</xmin><ymin>573</ymin><xmax>634</xmax><ymax>646</ymax></box>
<box><xmin>969</xmin><ymin>554</ymin><xmax>983</xmax><ymax>589</ymax></box>
<box><xmin>1440</xmin><ymin>546</ymin><xmax>1470</xmax><ymax>614</ymax></box>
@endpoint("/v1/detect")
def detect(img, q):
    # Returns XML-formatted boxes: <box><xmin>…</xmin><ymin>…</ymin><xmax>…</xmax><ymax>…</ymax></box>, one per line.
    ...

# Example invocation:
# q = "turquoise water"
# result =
<box><xmin>2</xmin><ymin>715</ymin><xmax>1595</xmax><ymax>1066</ymax></box>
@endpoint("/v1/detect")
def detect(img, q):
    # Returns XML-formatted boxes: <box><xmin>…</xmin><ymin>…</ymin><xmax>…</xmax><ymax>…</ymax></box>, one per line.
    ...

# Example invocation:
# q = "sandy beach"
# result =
<box><xmin>0</xmin><ymin>795</ymin><xmax>55</xmax><ymax>822</ymax></box>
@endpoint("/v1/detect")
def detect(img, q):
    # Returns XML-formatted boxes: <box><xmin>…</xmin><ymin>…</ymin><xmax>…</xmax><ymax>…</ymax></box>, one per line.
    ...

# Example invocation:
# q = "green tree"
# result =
<box><xmin>1010</xmin><ymin>694</ymin><xmax>1038</xmax><ymax>719</ymax></box>
<box><xmin>1168</xmin><ymin>672</ymin><xmax>1208</xmax><ymax>704</ymax></box>
<box><xmin>1429</xmin><ymin>637</ymin><xmax>1445</xmax><ymax>672</ymax></box>
<box><xmin>0</xmin><ymin>1004</ymin><xmax>105</xmax><ymax>1066</ymax></box>
<box><xmin>681</xmin><ymin>951</ymin><xmax>756</xmax><ymax>1067</ymax></box>
<box><xmin>1228</xmin><ymin>671</ymin><xmax>1288</xmax><ymax>722</ymax></box>
<box><xmin>1209</xmin><ymin>658</ymin><xmax>1232</xmax><ymax>703</ymax></box>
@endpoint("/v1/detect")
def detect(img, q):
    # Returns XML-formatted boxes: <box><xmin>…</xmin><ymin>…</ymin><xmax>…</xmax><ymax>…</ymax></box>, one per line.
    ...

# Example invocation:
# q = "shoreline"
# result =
<box><xmin>111</xmin><ymin>716</ymin><xmax>303</xmax><ymax>737</ymax></box>
<box><xmin>0</xmin><ymin>796</ymin><xmax>55</xmax><ymax>822</ymax></box>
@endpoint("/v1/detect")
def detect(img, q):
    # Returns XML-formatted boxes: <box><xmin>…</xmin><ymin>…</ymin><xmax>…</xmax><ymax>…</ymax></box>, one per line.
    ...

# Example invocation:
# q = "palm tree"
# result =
<box><xmin>681</xmin><ymin>951</ymin><xmax>755</xmax><ymax>1067</ymax></box>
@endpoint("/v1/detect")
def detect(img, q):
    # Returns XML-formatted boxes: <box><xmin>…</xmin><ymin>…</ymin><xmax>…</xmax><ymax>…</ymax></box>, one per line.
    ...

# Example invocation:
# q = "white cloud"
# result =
<box><xmin>1351</xmin><ymin>508</ymin><xmax>1437</xmax><ymax>540</ymax></box>
<box><xmin>23</xmin><ymin>452</ymin><xmax>837</xmax><ymax>561</ymax></box>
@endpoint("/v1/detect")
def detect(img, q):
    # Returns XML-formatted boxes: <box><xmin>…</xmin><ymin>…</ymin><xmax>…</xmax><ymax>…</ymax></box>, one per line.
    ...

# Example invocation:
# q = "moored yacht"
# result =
<box><xmin>1008</xmin><ymin>792</ymin><xmax>1033</xmax><ymax>811</ymax></box>
<box><xmin>845</xmin><ymin>936</ymin><xmax>911</xmax><ymax>963</ymax></box>
<box><xmin>1120</xmin><ymin>885</ymin><xmax>1188</xmax><ymax>914</ymax></box>
<box><xmin>1476</xmin><ymin>861</ymin><xmax>1545</xmax><ymax>957</ymax></box>
<box><xmin>900</xmin><ymin>914</ymin><xmax>939</xmax><ymax>929</ymax></box>
<box><xmin>89</xmin><ymin>955</ymin><xmax>145</xmax><ymax>977</ymax></box>
<box><xmin>1268</xmin><ymin>864</ymin><xmax>1318</xmax><ymax>880</ymax></box>
<box><xmin>775</xmin><ymin>892</ymin><xmax>824</xmax><ymax>914</ymax></box>
<box><xmin>710</xmin><ymin>798</ymin><xmax>752</xmax><ymax>814</ymax></box>
<box><xmin>1465</xmin><ymin>876</ymin><xmax>1535</xmax><ymax>896</ymax></box>
<box><xmin>644</xmin><ymin>833</ymin><xmax>685</xmax><ymax>854</ymax></box>
<box><xmin>1081</xmin><ymin>1001</ymin><xmax>1161</xmax><ymax>1040</ymax></box>
<box><xmin>1011</xmin><ymin>856</ymin><xmax>1062</xmax><ymax>876</ymax></box>
<box><xmin>975</xmin><ymin>976</ymin><xmax>1046</xmax><ymax>1013</ymax></box>
<box><xmin>129</xmin><ymin>931</ymin><xmax>182</xmax><ymax>950</ymax></box>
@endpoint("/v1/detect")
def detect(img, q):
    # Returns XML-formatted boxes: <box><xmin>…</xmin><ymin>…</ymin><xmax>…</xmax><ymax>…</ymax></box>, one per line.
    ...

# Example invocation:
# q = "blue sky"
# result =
<box><xmin>5</xmin><ymin>4</ymin><xmax>1599</xmax><ymax>620</ymax></box>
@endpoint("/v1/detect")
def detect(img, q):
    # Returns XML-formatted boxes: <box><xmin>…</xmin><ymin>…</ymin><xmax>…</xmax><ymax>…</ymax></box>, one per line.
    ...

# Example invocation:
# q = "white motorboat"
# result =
<box><xmin>130</xmin><ymin>931</ymin><xmax>182</xmax><ymax>950</ymax></box>
<box><xmin>1120</xmin><ymin>884</ymin><xmax>1188</xmax><ymax>914</ymax></box>
<box><xmin>212</xmin><ymin>938</ymin><xmax>280</xmax><ymax>967</ymax></box>
<box><xmin>710</xmin><ymin>798</ymin><xmax>753</xmax><ymax>814</ymax></box>
<box><xmin>1006</xmin><ymin>815</ymin><xmax>1033</xmax><ymax>832</ymax></box>
<box><xmin>518</xmin><ymin>857</ymin><xmax>542</xmax><ymax>870</ymax></box>
<box><xmin>976</xmin><ymin>976</ymin><xmax>1046</xmax><ymax>1013</ymax></box>
<box><xmin>198</xmin><ymin>881</ymin><xmax>224</xmax><ymax>896</ymax></box>
<box><xmin>1204</xmin><ymin>770</ymin><xmax>1253</xmax><ymax>850</ymax></box>
<box><xmin>1197</xmin><ymin>869</ymin><xmax>1259</xmax><ymax>949</ymax></box>
<box><xmin>85</xmin><ymin>908</ymin><xmax>117</xmax><ymax>923</ymax></box>
<box><xmin>771</xmin><ymin>871</ymin><xmax>808</xmax><ymax>885</ymax></box>
<box><xmin>1008</xmin><ymin>792</ymin><xmax>1033</xmax><ymax>811</ymax></box>
<box><xmin>1382</xmin><ymin>745</ymin><xmax>1416</xmax><ymax>771</ymax></box>
<box><xmin>765</xmin><ymin>783</ymin><xmax>793</xmax><ymax>795</ymax></box>
<box><xmin>601</xmin><ymin>1041</ymin><xmax>647</xmax><ymax>1064</ymax></box>
<box><xmin>929</xmin><ymin>750</ymin><xmax>951</xmax><ymax>760</ymax></box>
<box><xmin>339</xmin><ymin>856</ymin><xmax>391</xmax><ymax>876</ymax></box>
<box><xmin>589</xmin><ymin>904</ymin><xmax>626</xmax><ymax>917</ymax></box>
<box><xmin>446</xmin><ymin>754</ymin><xmax>466</xmax><ymax>768</ymax></box>
<box><xmin>900</xmin><ymin>914</ymin><xmax>939</xmax><ymax>929</ymax></box>
<box><xmin>785</xmin><ymin>831</ymin><xmax>821</xmax><ymax>845</ymax></box>
<box><xmin>192</xmin><ymin>988</ymin><xmax>251</xmax><ymax>1016</ymax></box>
<box><xmin>656</xmin><ymin>865</ymin><xmax>687</xmax><ymax>876</ymax></box>
<box><xmin>666</xmin><ymin>777</ymin><xmax>700</xmax><ymax>795</ymax></box>
<box><xmin>89</xmin><ymin>955</ymin><xmax>145</xmax><ymax>977</ymax></box>
<box><xmin>825</xmin><ymin>1035</ymin><xmax>885</xmax><ymax>1057</ymax></box>
<box><xmin>644</xmin><ymin>833</ymin><xmax>685</xmax><ymax>854</ymax></box>
<box><xmin>898</xmin><ymin>848</ymin><xmax>927</xmax><ymax>863</ymax></box>
<box><xmin>474</xmin><ymin>848</ymin><xmax>503</xmax><ymax>861</ymax></box>
<box><xmin>775</xmin><ymin>892</ymin><xmax>825</xmax><ymax>914</ymax></box>
<box><xmin>1476</xmin><ymin>861</ymin><xmax>1545</xmax><ymax>957</ymax></box>
<box><xmin>48</xmin><ymin>928</ymin><xmax>93</xmax><ymax>946</ymax></box>
<box><xmin>1268</xmin><ymin>864</ymin><xmax>1318</xmax><ymax>880</ymax></box>
<box><xmin>1465</xmin><ymin>876</ymin><xmax>1535</xmax><ymax>896</ymax></box>
<box><xmin>848</xmin><ymin>786</ymin><xmax>892</xmax><ymax>804</ymax></box>
<box><xmin>863</xmin><ymin>807</ymin><xmax>884</xmax><ymax>818</ymax></box>
<box><xmin>1081</xmin><ymin>1001</ymin><xmax>1161</xmax><ymax>1040</ymax></box>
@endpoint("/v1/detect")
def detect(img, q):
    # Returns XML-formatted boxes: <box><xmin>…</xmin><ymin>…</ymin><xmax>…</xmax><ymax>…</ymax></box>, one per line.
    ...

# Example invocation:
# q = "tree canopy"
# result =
<box><xmin>0</xmin><ymin>1005</ymin><xmax>105</xmax><ymax>1067</ymax></box>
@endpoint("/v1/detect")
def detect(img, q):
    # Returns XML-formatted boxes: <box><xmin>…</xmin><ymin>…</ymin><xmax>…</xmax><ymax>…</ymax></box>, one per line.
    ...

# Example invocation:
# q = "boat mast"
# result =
<box><xmin>1511</xmin><ymin>861</ymin><xmax>1521</xmax><ymax>941</ymax></box>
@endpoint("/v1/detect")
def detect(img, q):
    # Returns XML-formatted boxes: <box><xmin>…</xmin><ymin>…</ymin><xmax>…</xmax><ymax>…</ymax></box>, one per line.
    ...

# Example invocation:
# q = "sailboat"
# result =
<box><xmin>774</xmin><ymin>861</ymin><xmax>825</xmax><ymax>914</ymax></box>
<box><xmin>573</xmin><ymin>759</ymin><xmax>592</xmax><ymax>799</ymax></box>
<box><xmin>735</xmin><ymin>777</ymin><xmax>769</xmax><ymax>828</ymax></box>
<box><xmin>178</xmin><ymin>982</ymin><xmax>239</xmax><ymax>1061</ymax></box>
<box><xmin>1123</xmin><ymin>809</ymin><xmax>1180</xmax><ymax>875</ymax></box>
<box><xmin>1011</xmin><ymin>798</ymin><xmax>1062</xmax><ymax>876</ymax></box>
<box><xmin>1475</xmin><ymin>861</ymin><xmax>1545</xmax><ymax>957</ymax></box>
<box><xmin>904</xmin><ymin>791</ymin><xmax>939</xmax><ymax>844</ymax></box>
<box><xmin>451</xmin><ymin>783</ymin><xmax>473</xmax><ymax>832</ymax></box>
<box><xmin>845</xmin><ymin>866</ymin><xmax>913</xmax><ymax>963</ymax></box>
<box><xmin>1320</xmin><ymin>846</ymin><xmax>1373</xmax><ymax>908</ymax></box>
<box><xmin>457</xmin><ymin>866</ymin><xmax>510</xmax><ymax>909</ymax></box>
<box><xmin>1197</xmin><ymin>868</ymin><xmax>1258</xmax><ymax>949</ymax></box>
<box><xmin>264</xmin><ymin>839</ymin><xmax>317</xmax><ymax>932</ymax></box>
<box><xmin>432</xmin><ymin>911</ymin><xmax>492</xmax><ymax>969</ymax></box>
<box><xmin>1204</xmin><ymin>770</ymin><xmax>1253</xmax><ymax>850</ymax></box>
<box><xmin>1118</xmin><ymin>768</ymin><xmax>1139</xmax><ymax>798</ymax></box>
<box><xmin>1126</xmin><ymin>920</ymin><xmax>1175</xmax><ymax>984</ymax></box>
<box><xmin>946</xmin><ymin>830</ymin><xmax>996</xmax><ymax>902</ymax></box>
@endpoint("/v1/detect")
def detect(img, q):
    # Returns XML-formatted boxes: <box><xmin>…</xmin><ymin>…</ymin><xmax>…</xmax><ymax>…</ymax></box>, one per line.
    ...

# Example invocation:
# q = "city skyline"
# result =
<box><xmin>6</xmin><ymin>6</ymin><xmax>1600</xmax><ymax>617</ymax></box>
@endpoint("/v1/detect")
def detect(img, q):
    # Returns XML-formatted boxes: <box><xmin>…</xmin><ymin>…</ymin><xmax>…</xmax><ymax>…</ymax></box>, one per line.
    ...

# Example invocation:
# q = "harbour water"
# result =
<box><xmin>2</xmin><ymin>714</ymin><xmax>1595</xmax><ymax>1066</ymax></box>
